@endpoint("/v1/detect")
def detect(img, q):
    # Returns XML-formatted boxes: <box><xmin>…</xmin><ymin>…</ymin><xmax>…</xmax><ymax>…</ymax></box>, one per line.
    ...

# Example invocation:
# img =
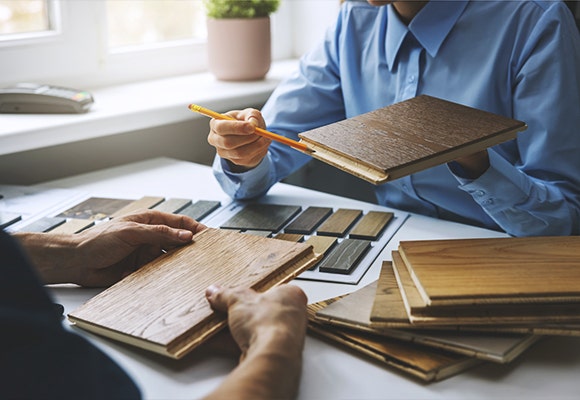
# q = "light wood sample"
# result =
<box><xmin>316</xmin><ymin>208</ymin><xmax>362</xmax><ymax>237</ymax></box>
<box><xmin>298</xmin><ymin>95</ymin><xmax>526</xmax><ymax>184</ymax></box>
<box><xmin>56</xmin><ymin>197</ymin><xmax>133</xmax><ymax>220</ymax></box>
<box><xmin>398</xmin><ymin>236</ymin><xmax>580</xmax><ymax>306</ymax></box>
<box><xmin>68</xmin><ymin>228</ymin><xmax>318</xmax><ymax>359</ymax></box>
<box><xmin>110</xmin><ymin>196</ymin><xmax>165</xmax><ymax>218</ymax></box>
<box><xmin>349</xmin><ymin>211</ymin><xmax>394</xmax><ymax>240</ymax></box>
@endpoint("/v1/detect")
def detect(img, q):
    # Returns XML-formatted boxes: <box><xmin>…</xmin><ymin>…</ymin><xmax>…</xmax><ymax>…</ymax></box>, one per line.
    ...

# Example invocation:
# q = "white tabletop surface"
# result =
<box><xmin>40</xmin><ymin>157</ymin><xmax>580</xmax><ymax>399</ymax></box>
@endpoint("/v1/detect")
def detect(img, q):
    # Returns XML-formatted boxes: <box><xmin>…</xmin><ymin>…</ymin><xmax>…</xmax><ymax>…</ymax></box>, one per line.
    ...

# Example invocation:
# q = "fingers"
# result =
<box><xmin>205</xmin><ymin>285</ymin><xmax>255</xmax><ymax>313</ymax></box>
<box><xmin>207</xmin><ymin>108</ymin><xmax>270</xmax><ymax>168</ymax></box>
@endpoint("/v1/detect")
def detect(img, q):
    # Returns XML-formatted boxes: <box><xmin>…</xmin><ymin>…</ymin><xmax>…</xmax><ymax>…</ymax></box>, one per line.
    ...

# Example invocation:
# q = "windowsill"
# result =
<box><xmin>0</xmin><ymin>59</ymin><xmax>298</xmax><ymax>156</ymax></box>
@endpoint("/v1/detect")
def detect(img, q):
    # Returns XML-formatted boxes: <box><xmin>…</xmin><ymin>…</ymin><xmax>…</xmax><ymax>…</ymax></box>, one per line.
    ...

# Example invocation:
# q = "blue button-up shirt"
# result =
<box><xmin>213</xmin><ymin>0</ymin><xmax>580</xmax><ymax>237</ymax></box>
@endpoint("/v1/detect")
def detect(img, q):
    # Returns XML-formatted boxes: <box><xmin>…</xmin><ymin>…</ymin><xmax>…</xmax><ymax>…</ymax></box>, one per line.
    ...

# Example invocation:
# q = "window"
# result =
<box><xmin>0</xmin><ymin>1</ymin><xmax>336</xmax><ymax>90</ymax></box>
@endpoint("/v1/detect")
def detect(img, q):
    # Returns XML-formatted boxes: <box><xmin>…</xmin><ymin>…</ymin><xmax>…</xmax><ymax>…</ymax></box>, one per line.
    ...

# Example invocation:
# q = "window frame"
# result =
<box><xmin>0</xmin><ymin>0</ymin><xmax>298</xmax><ymax>89</ymax></box>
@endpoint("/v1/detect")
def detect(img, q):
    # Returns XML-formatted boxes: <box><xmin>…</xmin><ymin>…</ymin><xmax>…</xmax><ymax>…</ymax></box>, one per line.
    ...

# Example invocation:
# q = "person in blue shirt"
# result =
<box><xmin>208</xmin><ymin>0</ymin><xmax>580</xmax><ymax>237</ymax></box>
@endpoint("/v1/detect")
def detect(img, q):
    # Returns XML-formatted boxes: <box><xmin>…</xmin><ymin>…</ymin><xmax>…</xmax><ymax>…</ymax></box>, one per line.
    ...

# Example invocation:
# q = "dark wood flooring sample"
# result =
<box><xmin>153</xmin><ymin>198</ymin><xmax>192</xmax><ymax>214</ymax></box>
<box><xmin>349</xmin><ymin>211</ymin><xmax>393</xmax><ymax>240</ymax></box>
<box><xmin>284</xmin><ymin>206</ymin><xmax>333</xmax><ymax>234</ymax></box>
<box><xmin>177</xmin><ymin>200</ymin><xmax>221</xmax><ymax>221</ymax></box>
<box><xmin>18</xmin><ymin>217</ymin><xmax>66</xmax><ymax>233</ymax></box>
<box><xmin>316</xmin><ymin>209</ymin><xmax>362</xmax><ymax>237</ymax></box>
<box><xmin>56</xmin><ymin>197</ymin><xmax>133</xmax><ymax>220</ymax></box>
<box><xmin>318</xmin><ymin>238</ymin><xmax>371</xmax><ymax>275</ymax></box>
<box><xmin>220</xmin><ymin>204</ymin><xmax>301</xmax><ymax>232</ymax></box>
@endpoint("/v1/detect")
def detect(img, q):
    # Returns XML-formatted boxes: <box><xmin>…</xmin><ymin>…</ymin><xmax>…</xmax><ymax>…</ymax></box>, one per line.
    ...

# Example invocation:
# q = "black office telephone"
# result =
<box><xmin>0</xmin><ymin>83</ymin><xmax>94</xmax><ymax>114</ymax></box>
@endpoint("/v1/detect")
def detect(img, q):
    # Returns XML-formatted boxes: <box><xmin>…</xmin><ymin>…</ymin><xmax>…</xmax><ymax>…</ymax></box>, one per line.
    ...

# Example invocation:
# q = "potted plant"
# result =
<box><xmin>203</xmin><ymin>0</ymin><xmax>281</xmax><ymax>81</ymax></box>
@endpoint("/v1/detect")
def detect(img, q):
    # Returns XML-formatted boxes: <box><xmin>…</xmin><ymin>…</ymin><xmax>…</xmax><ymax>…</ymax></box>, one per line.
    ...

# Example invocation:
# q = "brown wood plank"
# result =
<box><xmin>110</xmin><ymin>196</ymin><xmax>165</xmax><ymax>218</ymax></box>
<box><xmin>177</xmin><ymin>200</ymin><xmax>221</xmax><ymax>221</ymax></box>
<box><xmin>274</xmin><ymin>232</ymin><xmax>304</xmax><ymax>242</ymax></box>
<box><xmin>56</xmin><ymin>197</ymin><xmax>133</xmax><ymax>220</ymax></box>
<box><xmin>304</xmin><ymin>235</ymin><xmax>337</xmax><ymax>256</ymax></box>
<box><xmin>349</xmin><ymin>211</ymin><xmax>393</xmax><ymax>240</ymax></box>
<box><xmin>153</xmin><ymin>198</ymin><xmax>192</xmax><ymax>214</ymax></box>
<box><xmin>316</xmin><ymin>208</ymin><xmax>362</xmax><ymax>237</ymax></box>
<box><xmin>298</xmin><ymin>95</ymin><xmax>526</xmax><ymax>184</ymax></box>
<box><xmin>284</xmin><ymin>206</ymin><xmax>333</xmax><ymax>234</ymax></box>
<box><xmin>244</xmin><ymin>229</ymin><xmax>272</xmax><ymax>238</ymax></box>
<box><xmin>318</xmin><ymin>238</ymin><xmax>371</xmax><ymax>274</ymax></box>
<box><xmin>220</xmin><ymin>204</ymin><xmax>301</xmax><ymax>232</ymax></box>
<box><xmin>68</xmin><ymin>228</ymin><xmax>318</xmax><ymax>359</ymax></box>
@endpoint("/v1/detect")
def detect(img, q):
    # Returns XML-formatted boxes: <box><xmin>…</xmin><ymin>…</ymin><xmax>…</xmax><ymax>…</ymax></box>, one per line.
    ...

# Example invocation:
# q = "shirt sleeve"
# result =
<box><xmin>453</xmin><ymin>2</ymin><xmax>580</xmax><ymax>236</ymax></box>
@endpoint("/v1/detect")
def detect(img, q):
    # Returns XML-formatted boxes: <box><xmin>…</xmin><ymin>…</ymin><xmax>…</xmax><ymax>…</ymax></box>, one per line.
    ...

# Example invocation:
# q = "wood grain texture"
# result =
<box><xmin>177</xmin><ymin>200</ymin><xmax>221</xmax><ymax>221</ymax></box>
<box><xmin>274</xmin><ymin>232</ymin><xmax>305</xmax><ymax>242</ymax></box>
<box><xmin>220</xmin><ymin>204</ymin><xmax>302</xmax><ymax>232</ymax></box>
<box><xmin>68</xmin><ymin>228</ymin><xmax>317</xmax><ymax>358</ymax></box>
<box><xmin>298</xmin><ymin>95</ymin><xmax>526</xmax><ymax>184</ymax></box>
<box><xmin>317</xmin><ymin>238</ymin><xmax>371</xmax><ymax>274</ymax></box>
<box><xmin>152</xmin><ymin>198</ymin><xmax>192</xmax><ymax>214</ymax></box>
<box><xmin>56</xmin><ymin>197</ymin><xmax>133</xmax><ymax>220</ymax></box>
<box><xmin>244</xmin><ymin>230</ymin><xmax>272</xmax><ymax>238</ymax></box>
<box><xmin>398</xmin><ymin>236</ymin><xmax>580</xmax><ymax>305</ymax></box>
<box><xmin>308</xmin><ymin>301</ymin><xmax>480</xmax><ymax>382</ymax></box>
<box><xmin>316</xmin><ymin>208</ymin><xmax>362</xmax><ymax>237</ymax></box>
<box><xmin>349</xmin><ymin>211</ymin><xmax>394</xmax><ymax>240</ymax></box>
<box><xmin>304</xmin><ymin>235</ymin><xmax>337</xmax><ymax>256</ymax></box>
<box><xmin>110</xmin><ymin>196</ymin><xmax>165</xmax><ymax>218</ymax></box>
<box><xmin>316</xmin><ymin>274</ymin><xmax>540</xmax><ymax>363</ymax></box>
<box><xmin>284</xmin><ymin>206</ymin><xmax>333</xmax><ymax>234</ymax></box>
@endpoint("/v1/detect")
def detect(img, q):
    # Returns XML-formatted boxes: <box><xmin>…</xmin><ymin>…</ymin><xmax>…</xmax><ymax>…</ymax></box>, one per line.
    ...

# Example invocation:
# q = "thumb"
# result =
<box><xmin>205</xmin><ymin>284</ymin><xmax>228</xmax><ymax>312</ymax></box>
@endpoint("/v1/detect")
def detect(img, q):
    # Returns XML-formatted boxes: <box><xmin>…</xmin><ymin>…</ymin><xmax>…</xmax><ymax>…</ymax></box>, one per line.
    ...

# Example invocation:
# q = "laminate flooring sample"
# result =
<box><xmin>220</xmin><ymin>204</ymin><xmax>301</xmax><ymax>232</ymax></box>
<box><xmin>56</xmin><ymin>197</ymin><xmax>133</xmax><ymax>220</ymax></box>
<box><xmin>0</xmin><ymin>211</ymin><xmax>21</xmax><ymax>229</ymax></box>
<box><xmin>110</xmin><ymin>196</ymin><xmax>165</xmax><ymax>218</ymax></box>
<box><xmin>318</xmin><ymin>238</ymin><xmax>371</xmax><ymax>274</ymax></box>
<box><xmin>284</xmin><ymin>206</ymin><xmax>333</xmax><ymax>234</ymax></box>
<box><xmin>49</xmin><ymin>219</ymin><xmax>94</xmax><ymax>234</ymax></box>
<box><xmin>17</xmin><ymin>217</ymin><xmax>66</xmax><ymax>232</ymax></box>
<box><xmin>153</xmin><ymin>198</ymin><xmax>192</xmax><ymax>214</ymax></box>
<box><xmin>316</xmin><ymin>208</ymin><xmax>362</xmax><ymax>237</ymax></box>
<box><xmin>177</xmin><ymin>200</ymin><xmax>221</xmax><ymax>221</ymax></box>
<box><xmin>274</xmin><ymin>232</ymin><xmax>305</xmax><ymax>242</ymax></box>
<box><xmin>349</xmin><ymin>211</ymin><xmax>394</xmax><ymax>240</ymax></box>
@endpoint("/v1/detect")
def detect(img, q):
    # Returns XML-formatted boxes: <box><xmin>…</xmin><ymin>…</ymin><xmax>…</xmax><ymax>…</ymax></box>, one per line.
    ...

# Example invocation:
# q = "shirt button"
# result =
<box><xmin>408</xmin><ymin>75</ymin><xmax>416</xmax><ymax>83</ymax></box>
<box><xmin>482</xmin><ymin>199</ymin><xmax>494</xmax><ymax>205</ymax></box>
<box><xmin>402</xmin><ymin>184</ymin><xmax>408</xmax><ymax>191</ymax></box>
<box><xmin>475</xmin><ymin>190</ymin><xmax>485</xmax><ymax>197</ymax></box>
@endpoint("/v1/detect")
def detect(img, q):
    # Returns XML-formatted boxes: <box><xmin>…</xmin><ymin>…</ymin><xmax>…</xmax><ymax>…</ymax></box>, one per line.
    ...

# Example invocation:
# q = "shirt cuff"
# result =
<box><xmin>453</xmin><ymin>150</ymin><xmax>531</xmax><ymax>212</ymax></box>
<box><xmin>212</xmin><ymin>155</ymin><xmax>272</xmax><ymax>200</ymax></box>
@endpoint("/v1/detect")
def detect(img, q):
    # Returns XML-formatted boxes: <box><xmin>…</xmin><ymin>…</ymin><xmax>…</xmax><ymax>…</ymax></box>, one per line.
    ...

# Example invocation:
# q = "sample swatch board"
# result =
<box><xmin>298</xmin><ymin>95</ymin><xmax>526</xmax><ymax>184</ymax></box>
<box><xmin>68</xmin><ymin>228</ymin><xmax>318</xmax><ymax>359</ymax></box>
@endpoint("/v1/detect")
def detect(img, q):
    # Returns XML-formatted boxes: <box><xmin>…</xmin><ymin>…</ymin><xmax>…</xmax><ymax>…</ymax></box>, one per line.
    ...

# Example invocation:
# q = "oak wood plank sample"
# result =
<box><xmin>316</xmin><ymin>208</ymin><xmax>362</xmax><ymax>237</ymax></box>
<box><xmin>398</xmin><ymin>236</ymin><xmax>580</xmax><ymax>306</ymax></box>
<box><xmin>274</xmin><ymin>232</ymin><xmax>305</xmax><ymax>242</ymax></box>
<box><xmin>177</xmin><ymin>200</ymin><xmax>222</xmax><ymax>221</ymax></box>
<box><xmin>317</xmin><ymin>238</ymin><xmax>371</xmax><ymax>274</ymax></box>
<box><xmin>49</xmin><ymin>219</ymin><xmax>94</xmax><ymax>234</ymax></box>
<box><xmin>68</xmin><ymin>228</ymin><xmax>317</xmax><ymax>359</ymax></box>
<box><xmin>304</xmin><ymin>235</ymin><xmax>337</xmax><ymax>256</ymax></box>
<box><xmin>56</xmin><ymin>197</ymin><xmax>133</xmax><ymax>220</ymax></box>
<box><xmin>244</xmin><ymin>229</ymin><xmax>272</xmax><ymax>238</ymax></box>
<box><xmin>109</xmin><ymin>196</ymin><xmax>165</xmax><ymax>218</ymax></box>
<box><xmin>284</xmin><ymin>206</ymin><xmax>333</xmax><ymax>234</ymax></box>
<box><xmin>349</xmin><ymin>211</ymin><xmax>394</xmax><ymax>240</ymax></box>
<box><xmin>220</xmin><ymin>204</ymin><xmax>302</xmax><ymax>232</ymax></box>
<box><xmin>298</xmin><ymin>95</ymin><xmax>527</xmax><ymax>184</ymax></box>
<box><xmin>390</xmin><ymin>250</ymin><xmax>580</xmax><ymax>326</ymax></box>
<box><xmin>152</xmin><ymin>198</ymin><xmax>192</xmax><ymax>214</ymax></box>
<box><xmin>320</xmin><ymin>264</ymin><xmax>541</xmax><ymax>363</ymax></box>
<box><xmin>307</xmin><ymin>299</ymin><xmax>481</xmax><ymax>382</ymax></box>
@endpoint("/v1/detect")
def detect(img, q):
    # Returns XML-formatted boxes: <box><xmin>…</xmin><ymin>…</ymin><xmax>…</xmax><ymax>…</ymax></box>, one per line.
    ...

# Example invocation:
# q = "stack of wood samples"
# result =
<box><xmin>69</xmin><ymin>228</ymin><xmax>318</xmax><ymax>359</ymax></box>
<box><xmin>297</xmin><ymin>95</ymin><xmax>527</xmax><ymax>184</ymax></box>
<box><xmin>385</xmin><ymin>236</ymin><xmax>580</xmax><ymax>326</ymax></box>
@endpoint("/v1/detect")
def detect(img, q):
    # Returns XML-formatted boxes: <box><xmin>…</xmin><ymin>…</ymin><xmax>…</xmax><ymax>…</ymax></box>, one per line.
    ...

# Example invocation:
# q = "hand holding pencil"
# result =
<box><xmin>189</xmin><ymin>104</ymin><xmax>312</xmax><ymax>153</ymax></box>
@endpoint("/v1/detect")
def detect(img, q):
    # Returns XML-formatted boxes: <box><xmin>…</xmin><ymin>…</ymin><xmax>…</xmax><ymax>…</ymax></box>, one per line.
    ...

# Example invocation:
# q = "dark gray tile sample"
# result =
<box><xmin>153</xmin><ymin>198</ymin><xmax>192</xmax><ymax>214</ymax></box>
<box><xmin>177</xmin><ymin>200</ymin><xmax>221</xmax><ymax>221</ymax></box>
<box><xmin>317</xmin><ymin>238</ymin><xmax>372</xmax><ymax>275</ymax></box>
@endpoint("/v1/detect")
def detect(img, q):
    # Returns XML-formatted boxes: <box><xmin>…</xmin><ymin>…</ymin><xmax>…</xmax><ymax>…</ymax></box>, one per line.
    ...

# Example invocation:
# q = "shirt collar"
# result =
<box><xmin>386</xmin><ymin>1</ymin><xmax>468</xmax><ymax>71</ymax></box>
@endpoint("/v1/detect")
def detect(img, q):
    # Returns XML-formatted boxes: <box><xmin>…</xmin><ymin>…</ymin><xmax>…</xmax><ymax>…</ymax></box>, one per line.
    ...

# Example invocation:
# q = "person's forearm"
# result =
<box><xmin>13</xmin><ymin>232</ymin><xmax>80</xmax><ymax>284</ymax></box>
<box><xmin>205</xmin><ymin>327</ymin><xmax>303</xmax><ymax>399</ymax></box>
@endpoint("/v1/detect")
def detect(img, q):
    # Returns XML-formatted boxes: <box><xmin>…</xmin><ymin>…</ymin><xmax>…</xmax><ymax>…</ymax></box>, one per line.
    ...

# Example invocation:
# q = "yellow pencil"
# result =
<box><xmin>188</xmin><ymin>104</ymin><xmax>312</xmax><ymax>153</ymax></box>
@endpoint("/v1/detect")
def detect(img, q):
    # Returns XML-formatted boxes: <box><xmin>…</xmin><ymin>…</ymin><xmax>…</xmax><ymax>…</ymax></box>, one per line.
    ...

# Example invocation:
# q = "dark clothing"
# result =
<box><xmin>0</xmin><ymin>230</ymin><xmax>140</xmax><ymax>399</ymax></box>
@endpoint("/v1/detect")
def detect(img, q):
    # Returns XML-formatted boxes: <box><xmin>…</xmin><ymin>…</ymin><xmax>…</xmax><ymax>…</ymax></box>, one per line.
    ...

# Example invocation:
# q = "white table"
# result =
<box><xmin>41</xmin><ymin>157</ymin><xmax>580</xmax><ymax>399</ymax></box>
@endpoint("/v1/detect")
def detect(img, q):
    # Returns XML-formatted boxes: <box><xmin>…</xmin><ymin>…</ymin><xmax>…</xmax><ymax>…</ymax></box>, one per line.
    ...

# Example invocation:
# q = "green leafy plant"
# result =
<box><xmin>203</xmin><ymin>0</ymin><xmax>281</xmax><ymax>19</ymax></box>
